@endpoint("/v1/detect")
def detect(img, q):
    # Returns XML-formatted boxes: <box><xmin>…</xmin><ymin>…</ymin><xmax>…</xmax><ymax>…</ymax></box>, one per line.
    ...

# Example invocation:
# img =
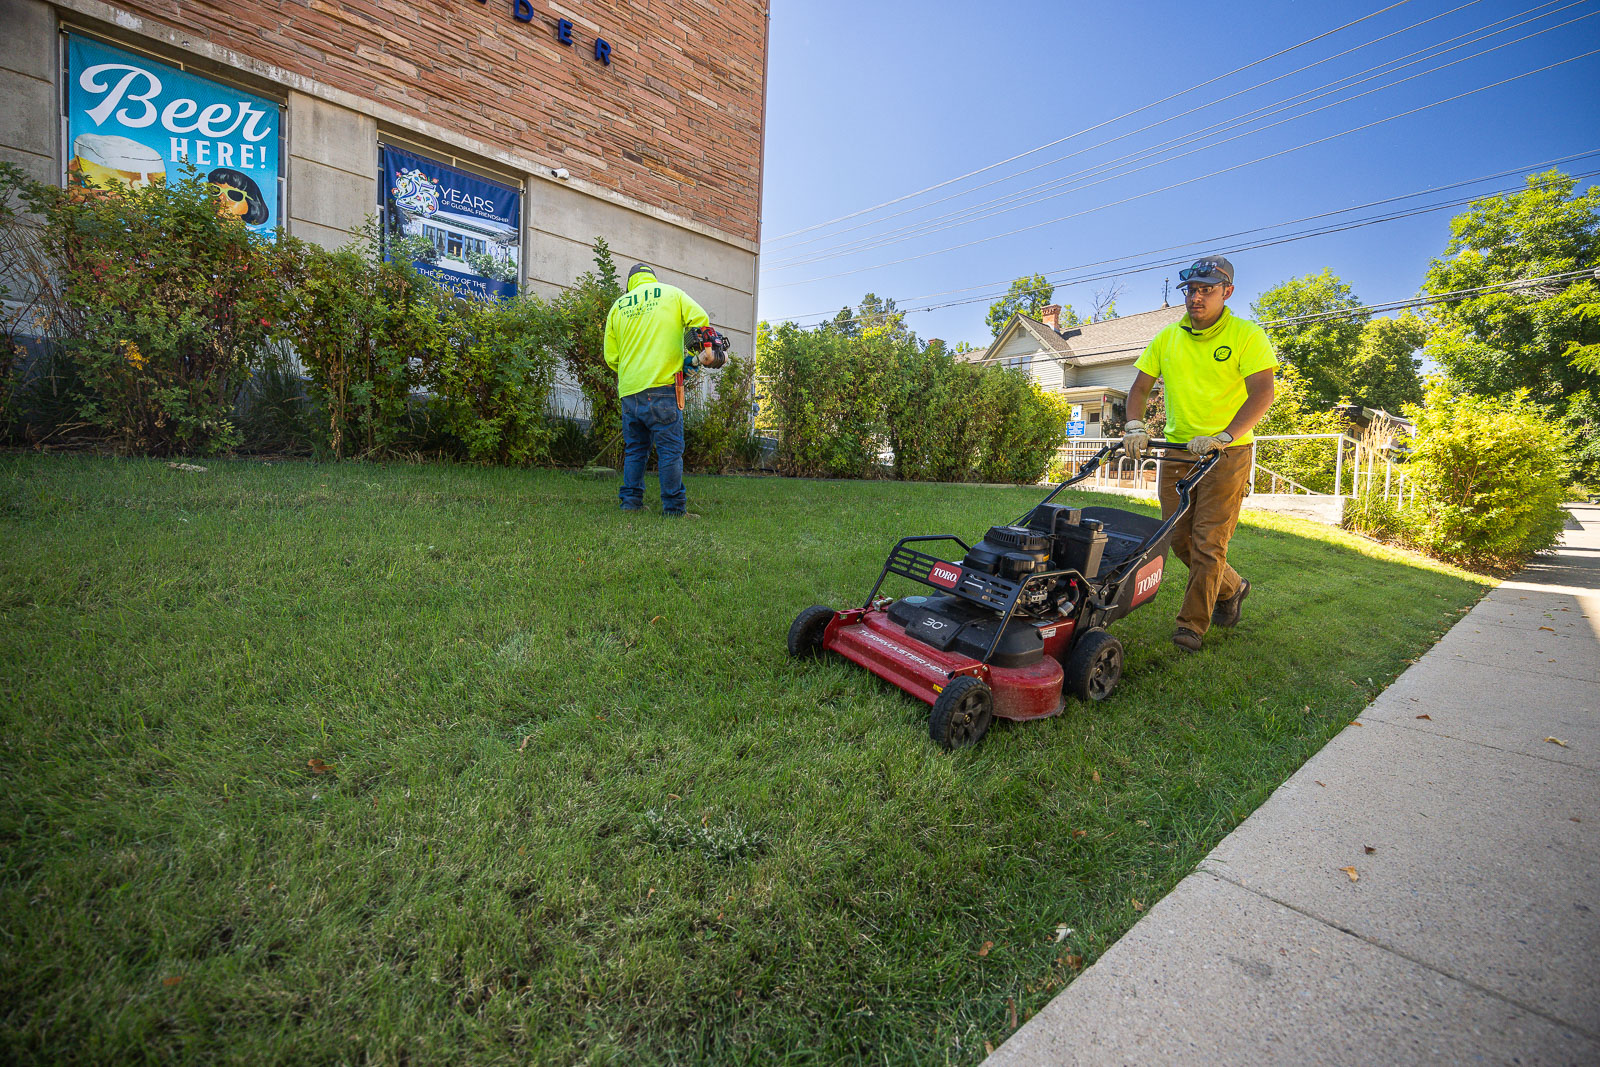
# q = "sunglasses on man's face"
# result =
<box><xmin>1181</xmin><ymin>282</ymin><xmax>1221</xmax><ymax>297</ymax></box>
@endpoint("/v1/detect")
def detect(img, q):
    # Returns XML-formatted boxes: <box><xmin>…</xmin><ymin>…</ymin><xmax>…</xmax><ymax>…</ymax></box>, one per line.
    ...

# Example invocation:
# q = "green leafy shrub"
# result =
<box><xmin>24</xmin><ymin>164</ymin><xmax>287</xmax><ymax>454</ymax></box>
<box><xmin>277</xmin><ymin>233</ymin><xmax>459</xmax><ymax>459</ymax></box>
<box><xmin>550</xmin><ymin>239</ymin><xmax>624</xmax><ymax>466</ymax></box>
<box><xmin>436</xmin><ymin>295</ymin><xmax>560</xmax><ymax>465</ymax></box>
<box><xmin>973</xmin><ymin>370</ymin><xmax>1070</xmax><ymax>484</ymax></box>
<box><xmin>1403</xmin><ymin>381</ymin><xmax>1569</xmax><ymax>572</ymax></box>
<box><xmin>884</xmin><ymin>345</ymin><xmax>988</xmax><ymax>481</ymax></box>
<box><xmin>684</xmin><ymin>353</ymin><xmax>758</xmax><ymax>472</ymax></box>
<box><xmin>758</xmin><ymin>320</ymin><xmax>892</xmax><ymax>478</ymax></box>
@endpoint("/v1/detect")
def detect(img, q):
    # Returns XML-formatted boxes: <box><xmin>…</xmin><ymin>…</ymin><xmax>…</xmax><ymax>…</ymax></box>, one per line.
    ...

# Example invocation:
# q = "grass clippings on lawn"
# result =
<box><xmin>0</xmin><ymin>456</ymin><xmax>1489</xmax><ymax>1065</ymax></box>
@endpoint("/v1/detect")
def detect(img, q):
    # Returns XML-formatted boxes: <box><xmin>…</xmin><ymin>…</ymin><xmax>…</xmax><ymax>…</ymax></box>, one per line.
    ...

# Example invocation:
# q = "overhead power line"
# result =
<box><xmin>764</xmin><ymin>0</ymin><xmax>1422</xmax><ymax>243</ymax></box>
<box><xmin>961</xmin><ymin>268</ymin><xmax>1598</xmax><ymax>366</ymax></box>
<box><xmin>781</xmin><ymin>152</ymin><xmax>1600</xmax><ymax>328</ymax></box>
<box><xmin>766</xmin><ymin>46</ymin><xmax>1600</xmax><ymax>291</ymax></box>
<box><xmin>787</xmin><ymin>158</ymin><xmax>1600</xmax><ymax>329</ymax></box>
<box><xmin>767</xmin><ymin>0</ymin><xmax>1529</xmax><ymax>260</ymax></box>
<box><xmin>765</xmin><ymin>0</ymin><xmax>1593</xmax><ymax>271</ymax></box>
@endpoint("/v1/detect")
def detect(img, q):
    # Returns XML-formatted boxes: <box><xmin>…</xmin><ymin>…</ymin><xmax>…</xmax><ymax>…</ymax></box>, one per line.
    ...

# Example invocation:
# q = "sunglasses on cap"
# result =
<box><xmin>1178</xmin><ymin>260</ymin><xmax>1231</xmax><ymax>283</ymax></box>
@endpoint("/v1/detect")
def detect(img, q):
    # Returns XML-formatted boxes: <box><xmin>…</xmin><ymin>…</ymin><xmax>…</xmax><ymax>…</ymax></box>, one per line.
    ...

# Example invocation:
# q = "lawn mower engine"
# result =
<box><xmin>787</xmin><ymin>441</ymin><xmax>1220</xmax><ymax>749</ymax></box>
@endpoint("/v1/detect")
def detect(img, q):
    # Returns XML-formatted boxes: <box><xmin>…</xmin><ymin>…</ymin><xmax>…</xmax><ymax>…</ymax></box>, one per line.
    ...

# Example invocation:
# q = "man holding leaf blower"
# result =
<box><xmin>603</xmin><ymin>262</ymin><xmax>725</xmax><ymax>517</ymax></box>
<box><xmin>1121</xmin><ymin>256</ymin><xmax>1277</xmax><ymax>654</ymax></box>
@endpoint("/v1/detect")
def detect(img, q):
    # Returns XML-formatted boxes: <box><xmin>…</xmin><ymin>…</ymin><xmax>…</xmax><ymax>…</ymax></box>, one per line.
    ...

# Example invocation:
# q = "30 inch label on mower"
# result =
<box><xmin>928</xmin><ymin>562</ymin><xmax>962</xmax><ymax>589</ymax></box>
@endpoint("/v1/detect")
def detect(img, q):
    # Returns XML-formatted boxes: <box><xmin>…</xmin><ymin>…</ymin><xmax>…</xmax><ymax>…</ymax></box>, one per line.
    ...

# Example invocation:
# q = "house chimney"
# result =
<box><xmin>1041</xmin><ymin>304</ymin><xmax>1061</xmax><ymax>331</ymax></box>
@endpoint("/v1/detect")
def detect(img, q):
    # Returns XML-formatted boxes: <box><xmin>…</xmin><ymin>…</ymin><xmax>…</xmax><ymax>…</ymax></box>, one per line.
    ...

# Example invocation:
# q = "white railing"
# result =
<box><xmin>1056</xmin><ymin>432</ymin><xmax>1417</xmax><ymax>504</ymax></box>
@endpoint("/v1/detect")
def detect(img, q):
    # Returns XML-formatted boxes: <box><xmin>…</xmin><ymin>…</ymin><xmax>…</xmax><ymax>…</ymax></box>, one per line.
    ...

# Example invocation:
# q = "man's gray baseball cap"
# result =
<box><xmin>627</xmin><ymin>262</ymin><xmax>654</xmax><ymax>281</ymax></box>
<box><xmin>1178</xmin><ymin>256</ymin><xmax>1234</xmax><ymax>287</ymax></box>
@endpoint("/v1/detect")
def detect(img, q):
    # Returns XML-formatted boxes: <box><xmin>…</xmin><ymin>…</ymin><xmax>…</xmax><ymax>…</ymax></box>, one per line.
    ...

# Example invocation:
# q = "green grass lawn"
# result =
<box><xmin>0</xmin><ymin>456</ymin><xmax>1489</xmax><ymax>1065</ymax></box>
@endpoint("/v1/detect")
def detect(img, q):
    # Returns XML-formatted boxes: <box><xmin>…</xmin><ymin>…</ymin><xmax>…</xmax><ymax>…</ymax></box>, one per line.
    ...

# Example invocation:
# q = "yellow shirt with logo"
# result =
<box><xmin>603</xmin><ymin>269</ymin><xmax>711</xmax><ymax>398</ymax></box>
<box><xmin>1134</xmin><ymin>307</ymin><xmax>1278</xmax><ymax>445</ymax></box>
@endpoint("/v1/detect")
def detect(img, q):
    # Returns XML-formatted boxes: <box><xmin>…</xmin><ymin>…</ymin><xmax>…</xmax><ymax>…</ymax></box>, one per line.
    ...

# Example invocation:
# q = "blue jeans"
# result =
<box><xmin>620</xmin><ymin>385</ymin><xmax>686</xmax><ymax>514</ymax></box>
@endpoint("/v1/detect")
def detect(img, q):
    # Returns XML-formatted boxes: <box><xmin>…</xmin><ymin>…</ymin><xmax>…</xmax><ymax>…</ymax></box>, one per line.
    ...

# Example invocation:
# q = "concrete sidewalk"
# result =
<box><xmin>987</xmin><ymin>504</ymin><xmax>1600</xmax><ymax>1066</ymax></box>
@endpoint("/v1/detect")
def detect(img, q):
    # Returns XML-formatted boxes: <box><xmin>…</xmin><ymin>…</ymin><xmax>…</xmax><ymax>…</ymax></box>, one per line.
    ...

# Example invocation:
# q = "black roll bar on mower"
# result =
<box><xmin>858</xmin><ymin>439</ymin><xmax>1224</xmax><ymax>666</ymax></box>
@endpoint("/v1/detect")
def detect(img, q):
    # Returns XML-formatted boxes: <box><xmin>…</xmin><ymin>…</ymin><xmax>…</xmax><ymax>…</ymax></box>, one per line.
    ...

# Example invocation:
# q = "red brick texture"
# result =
<box><xmin>103</xmin><ymin>0</ymin><xmax>768</xmax><ymax>242</ymax></box>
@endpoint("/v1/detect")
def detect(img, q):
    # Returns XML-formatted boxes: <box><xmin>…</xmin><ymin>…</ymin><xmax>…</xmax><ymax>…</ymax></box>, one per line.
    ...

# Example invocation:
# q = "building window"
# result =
<box><xmin>1088</xmin><ymin>410</ymin><xmax>1100</xmax><ymax>424</ymax></box>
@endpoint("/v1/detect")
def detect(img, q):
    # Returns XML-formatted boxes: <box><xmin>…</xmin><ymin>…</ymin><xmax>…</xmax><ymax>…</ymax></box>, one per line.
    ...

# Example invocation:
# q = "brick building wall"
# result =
<box><xmin>97</xmin><ymin>0</ymin><xmax>767</xmax><ymax>243</ymax></box>
<box><xmin>0</xmin><ymin>0</ymin><xmax>768</xmax><ymax>374</ymax></box>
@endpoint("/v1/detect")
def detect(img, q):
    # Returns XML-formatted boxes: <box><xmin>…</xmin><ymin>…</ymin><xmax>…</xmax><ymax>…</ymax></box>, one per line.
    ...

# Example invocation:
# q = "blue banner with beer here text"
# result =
<box><xmin>67</xmin><ymin>35</ymin><xmax>281</xmax><ymax>235</ymax></box>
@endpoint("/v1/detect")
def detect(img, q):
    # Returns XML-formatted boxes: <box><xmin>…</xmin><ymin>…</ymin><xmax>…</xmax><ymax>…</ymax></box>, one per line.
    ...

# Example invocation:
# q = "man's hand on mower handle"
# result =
<box><xmin>1186</xmin><ymin>430</ymin><xmax>1234</xmax><ymax>456</ymax></box>
<box><xmin>1122</xmin><ymin>419</ymin><xmax>1149</xmax><ymax>458</ymax></box>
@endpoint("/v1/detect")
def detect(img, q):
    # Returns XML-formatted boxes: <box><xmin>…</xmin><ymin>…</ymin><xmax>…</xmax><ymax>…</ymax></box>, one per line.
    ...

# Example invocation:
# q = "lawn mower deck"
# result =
<box><xmin>788</xmin><ymin>441</ymin><xmax>1220</xmax><ymax>747</ymax></box>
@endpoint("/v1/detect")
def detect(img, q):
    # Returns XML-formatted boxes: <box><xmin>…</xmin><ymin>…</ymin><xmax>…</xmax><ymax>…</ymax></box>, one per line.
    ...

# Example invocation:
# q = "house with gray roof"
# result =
<box><xmin>966</xmin><ymin>303</ymin><xmax>1186</xmax><ymax>432</ymax></box>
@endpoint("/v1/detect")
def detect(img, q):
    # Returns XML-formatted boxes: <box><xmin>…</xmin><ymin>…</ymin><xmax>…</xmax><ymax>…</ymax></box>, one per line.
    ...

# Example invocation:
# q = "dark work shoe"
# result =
<box><xmin>1212</xmin><ymin>577</ymin><xmax>1251</xmax><ymax>628</ymax></box>
<box><xmin>1172</xmin><ymin>627</ymin><xmax>1202</xmax><ymax>653</ymax></box>
<box><xmin>620</xmin><ymin>505</ymin><xmax>642</xmax><ymax>512</ymax></box>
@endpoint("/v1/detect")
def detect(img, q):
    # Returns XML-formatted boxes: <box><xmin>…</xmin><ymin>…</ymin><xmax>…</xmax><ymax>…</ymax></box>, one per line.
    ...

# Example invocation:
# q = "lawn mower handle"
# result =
<box><xmin>1021</xmin><ymin>440</ymin><xmax>1226</xmax><ymax>590</ymax></box>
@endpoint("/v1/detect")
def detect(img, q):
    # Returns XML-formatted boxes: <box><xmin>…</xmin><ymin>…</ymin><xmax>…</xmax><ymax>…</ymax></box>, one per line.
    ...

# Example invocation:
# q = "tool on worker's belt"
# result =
<box><xmin>676</xmin><ymin>327</ymin><xmax>731</xmax><ymax>409</ymax></box>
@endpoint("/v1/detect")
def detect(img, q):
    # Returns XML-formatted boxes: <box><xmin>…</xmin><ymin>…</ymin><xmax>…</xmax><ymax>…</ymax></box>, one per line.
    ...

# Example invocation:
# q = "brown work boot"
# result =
<box><xmin>1172</xmin><ymin>627</ymin><xmax>1202</xmax><ymax>653</ymax></box>
<box><xmin>1212</xmin><ymin>577</ymin><xmax>1251</xmax><ymax>628</ymax></box>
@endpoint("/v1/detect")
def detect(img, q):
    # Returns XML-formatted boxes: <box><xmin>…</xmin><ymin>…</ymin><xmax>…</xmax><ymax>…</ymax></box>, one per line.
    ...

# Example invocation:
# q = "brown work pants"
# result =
<box><xmin>1157</xmin><ymin>444</ymin><xmax>1252</xmax><ymax>636</ymax></box>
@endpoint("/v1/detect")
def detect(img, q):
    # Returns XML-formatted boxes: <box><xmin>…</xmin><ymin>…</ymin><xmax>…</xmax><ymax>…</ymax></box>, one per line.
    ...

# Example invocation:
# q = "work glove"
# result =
<box><xmin>1122</xmin><ymin>419</ymin><xmax>1149</xmax><ymax>458</ymax></box>
<box><xmin>1186</xmin><ymin>430</ymin><xmax>1234</xmax><ymax>456</ymax></box>
<box><xmin>682</xmin><ymin>355</ymin><xmax>698</xmax><ymax>375</ymax></box>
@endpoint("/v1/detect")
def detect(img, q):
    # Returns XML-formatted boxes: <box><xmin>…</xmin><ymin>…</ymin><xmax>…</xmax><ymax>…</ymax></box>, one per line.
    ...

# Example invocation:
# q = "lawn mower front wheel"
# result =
<box><xmin>929</xmin><ymin>676</ymin><xmax>994</xmax><ymax>749</ymax></box>
<box><xmin>1065</xmin><ymin>629</ymin><xmax>1124</xmax><ymax>702</ymax></box>
<box><xmin>787</xmin><ymin>604</ymin><xmax>836</xmax><ymax>659</ymax></box>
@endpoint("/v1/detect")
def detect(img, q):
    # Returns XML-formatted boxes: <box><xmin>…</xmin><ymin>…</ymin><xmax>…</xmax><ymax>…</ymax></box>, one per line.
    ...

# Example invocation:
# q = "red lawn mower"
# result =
<box><xmin>786</xmin><ymin>441</ymin><xmax>1222</xmax><ymax>748</ymax></box>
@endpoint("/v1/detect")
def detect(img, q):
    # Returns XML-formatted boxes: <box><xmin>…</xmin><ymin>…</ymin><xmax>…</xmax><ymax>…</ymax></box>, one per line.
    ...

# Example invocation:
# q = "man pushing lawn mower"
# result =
<box><xmin>1123</xmin><ymin>255</ymin><xmax>1277</xmax><ymax>653</ymax></box>
<box><xmin>783</xmin><ymin>256</ymin><xmax>1275</xmax><ymax>749</ymax></box>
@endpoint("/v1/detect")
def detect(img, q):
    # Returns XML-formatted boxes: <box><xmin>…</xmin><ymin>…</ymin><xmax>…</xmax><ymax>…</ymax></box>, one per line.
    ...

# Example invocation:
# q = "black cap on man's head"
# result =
<box><xmin>1178</xmin><ymin>255</ymin><xmax>1234</xmax><ymax>289</ymax></box>
<box><xmin>627</xmin><ymin>262</ymin><xmax>654</xmax><ymax>281</ymax></box>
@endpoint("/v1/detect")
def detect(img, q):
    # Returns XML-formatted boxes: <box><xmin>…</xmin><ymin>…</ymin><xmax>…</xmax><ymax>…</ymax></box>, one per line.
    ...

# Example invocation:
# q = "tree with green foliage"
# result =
<box><xmin>1253</xmin><ymin>269</ymin><xmax>1366</xmax><ymax>410</ymax></box>
<box><xmin>1349</xmin><ymin>313</ymin><xmax>1427</xmax><ymax>414</ymax></box>
<box><xmin>1422</xmin><ymin>169</ymin><xmax>1600</xmax><ymax>482</ymax></box>
<box><xmin>985</xmin><ymin>274</ymin><xmax>1077</xmax><ymax>338</ymax></box>
<box><xmin>820</xmin><ymin>292</ymin><xmax>913</xmax><ymax>343</ymax></box>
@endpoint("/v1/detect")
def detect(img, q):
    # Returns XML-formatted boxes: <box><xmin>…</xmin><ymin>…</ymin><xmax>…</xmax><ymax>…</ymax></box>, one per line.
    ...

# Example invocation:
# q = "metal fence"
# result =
<box><xmin>1056</xmin><ymin>433</ymin><xmax>1417</xmax><ymax>503</ymax></box>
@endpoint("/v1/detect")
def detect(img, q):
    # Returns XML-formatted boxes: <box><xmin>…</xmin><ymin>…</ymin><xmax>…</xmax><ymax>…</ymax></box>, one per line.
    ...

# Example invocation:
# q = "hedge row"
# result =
<box><xmin>756</xmin><ymin>322</ymin><xmax>1070</xmax><ymax>483</ymax></box>
<box><xmin>0</xmin><ymin>163</ymin><xmax>755</xmax><ymax>470</ymax></box>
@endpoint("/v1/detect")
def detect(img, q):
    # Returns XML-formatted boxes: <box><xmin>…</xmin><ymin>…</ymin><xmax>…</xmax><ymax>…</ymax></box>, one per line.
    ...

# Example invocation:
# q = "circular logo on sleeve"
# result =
<box><xmin>1212</xmin><ymin>345</ymin><xmax>1233</xmax><ymax>362</ymax></box>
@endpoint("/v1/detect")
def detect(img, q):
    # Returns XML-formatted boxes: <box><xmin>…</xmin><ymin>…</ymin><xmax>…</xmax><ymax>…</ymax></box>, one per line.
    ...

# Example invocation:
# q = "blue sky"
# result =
<box><xmin>755</xmin><ymin>0</ymin><xmax>1600</xmax><ymax>347</ymax></box>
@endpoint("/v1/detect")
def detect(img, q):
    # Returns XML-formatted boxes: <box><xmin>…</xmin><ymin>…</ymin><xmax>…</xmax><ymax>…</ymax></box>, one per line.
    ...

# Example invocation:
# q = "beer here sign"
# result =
<box><xmin>67</xmin><ymin>35</ymin><xmax>282</xmax><ymax>235</ymax></box>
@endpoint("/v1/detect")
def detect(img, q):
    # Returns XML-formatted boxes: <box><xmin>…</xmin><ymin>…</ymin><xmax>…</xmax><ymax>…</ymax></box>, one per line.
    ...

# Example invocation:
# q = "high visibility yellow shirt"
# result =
<box><xmin>603</xmin><ymin>269</ymin><xmax>711</xmax><ymax>398</ymax></box>
<box><xmin>1134</xmin><ymin>307</ymin><xmax>1278</xmax><ymax>445</ymax></box>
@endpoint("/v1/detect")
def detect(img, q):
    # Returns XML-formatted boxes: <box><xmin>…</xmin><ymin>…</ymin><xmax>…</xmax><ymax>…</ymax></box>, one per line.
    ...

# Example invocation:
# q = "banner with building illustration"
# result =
<box><xmin>67</xmin><ymin>35</ymin><xmax>281</xmax><ymax>236</ymax></box>
<box><xmin>379</xmin><ymin>145</ymin><xmax>521</xmax><ymax>302</ymax></box>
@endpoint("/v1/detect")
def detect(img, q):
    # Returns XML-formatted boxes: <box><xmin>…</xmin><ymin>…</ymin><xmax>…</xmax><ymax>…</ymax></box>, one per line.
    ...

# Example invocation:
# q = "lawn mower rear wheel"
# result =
<box><xmin>1064</xmin><ymin>629</ymin><xmax>1123</xmax><ymax>702</ymax></box>
<box><xmin>929</xmin><ymin>676</ymin><xmax>993</xmax><ymax>749</ymax></box>
<box><xmin>787</xmin><ymin>604</ymin><xmax>836</xmax><ymax>659</ymax></box>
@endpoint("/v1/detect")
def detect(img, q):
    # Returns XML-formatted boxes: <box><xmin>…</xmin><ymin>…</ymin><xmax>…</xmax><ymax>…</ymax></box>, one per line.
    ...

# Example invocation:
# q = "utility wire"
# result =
<box><xmin>783</xmin><ymin>152</ymin><xmax>1600</xmax><ymax>326</ymax></box>
<box><xmin>766</xmin><ymin>0</ymin><xmax>1591</xmax><ymax>270</ymax></box>
<box><xmin>767</xmin><ymin>46</ymin><xmax>1600</xmax><ymax>290</ymax></box>
<box><xmin>764</xmin><ymin>0</ymin><xmax>1421</xmax><ymax>243</ymax></box>
<box><xmin>768</xmin><ymin>0</ymin><xmax>1519</xmax><ymax>258</ymax></box>
<box><xmin>961</xmin><ymin>268</ymin><xmax>1598</xmax><ymax>366</ymax></box>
